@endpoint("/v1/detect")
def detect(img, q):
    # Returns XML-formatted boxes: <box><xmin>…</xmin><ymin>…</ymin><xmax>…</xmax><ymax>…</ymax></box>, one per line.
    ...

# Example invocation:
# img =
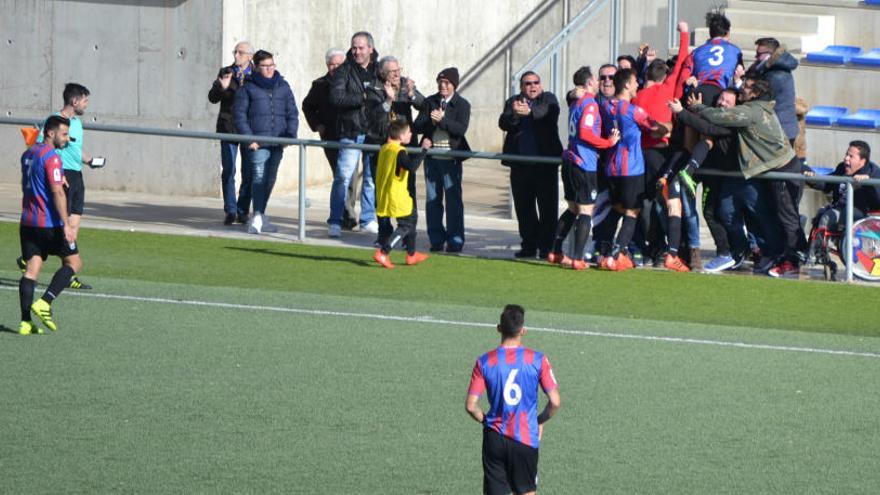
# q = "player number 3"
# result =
<box><xmin>503</xmin><ymin>370</ymin><xmax>522</xmax><ymax>406</ymax></box>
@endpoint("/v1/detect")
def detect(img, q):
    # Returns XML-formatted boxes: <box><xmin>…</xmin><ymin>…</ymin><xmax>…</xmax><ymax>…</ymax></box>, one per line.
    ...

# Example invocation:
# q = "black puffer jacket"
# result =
<box><xmin>752</xmin><ymin>48</ymin><xmax>799</xmax><ymax>141</ymax></box>
<box><xmin>330</xmin><ymin>51</ymin><xmax>380</xmax><ymax>139</ymax></box>
<box><xmin>208</xmin><ymin>64</ymin><xmax>251</xmax><ymax>134</ymax></box>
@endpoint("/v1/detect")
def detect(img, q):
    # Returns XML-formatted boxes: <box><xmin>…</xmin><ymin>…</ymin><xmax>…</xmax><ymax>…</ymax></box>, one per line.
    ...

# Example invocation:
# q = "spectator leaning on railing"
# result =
<box><xmin>209</xmin><ymin>41</ymin><xmax>254</xmax><ymax>226</ymax></box>
<box><xmin>233</xmin><ymin>49</ymin><xmax>299</xmax><ymax>235</ymax></box>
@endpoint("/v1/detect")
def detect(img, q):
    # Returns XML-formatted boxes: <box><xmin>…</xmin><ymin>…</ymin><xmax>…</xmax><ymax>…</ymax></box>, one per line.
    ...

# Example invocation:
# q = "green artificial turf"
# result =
<box><xmin>1</xmin><ymin>277</ymin><xmax>879</xmax><ymax>494</ymax></box>
<box><xmin>1</xmin><ymin>222</ymin><xmax>876</xmax><ymax>336</ymax></box>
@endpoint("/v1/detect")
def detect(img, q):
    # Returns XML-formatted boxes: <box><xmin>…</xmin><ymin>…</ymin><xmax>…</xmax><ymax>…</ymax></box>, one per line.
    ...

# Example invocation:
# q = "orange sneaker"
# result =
<box><xmin>405</xmin><ymin>252</ymin><xmax>429</xmax><ymax>266</ymax></box>
<box><xmin>599</xmin><ymin>255</ymin><xmax>615</xmax><ymax>271</ymax></box>
<box><xmin>560</xmin><ymin>255</ymin><xmax>574</xmax><ymax>268</ymax></box>
<box><xmin>663</xmin><ymin>253</ymin><xmax>690</xmax><ymax>272</ymax></box>
<box><xmin>614</xmin><ymin>254</ymin><xmax>634</xmax><ymax>271</ymax></box>
<box><xmin>373</xmin><ymin>249</ymin><xmax>394</xmax><ymax>269</ymax></box>
<box><xmin>571</xmin><ymin>259</ymin><xmax>588</xmax><ymax>271</ymax></box>
<box><xmin>547</xmin><ymin>252</ymin><xmax>563</xmax><ymax>264</ymax></box>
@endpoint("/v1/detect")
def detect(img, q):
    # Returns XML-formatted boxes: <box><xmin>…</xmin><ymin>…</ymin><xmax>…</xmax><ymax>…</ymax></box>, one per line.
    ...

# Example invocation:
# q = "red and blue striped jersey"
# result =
<box><xmin>468</xmin><ymin>346</ymin><xmax>558</xmax><ymax>448</ymax></box>
<box><xmin>690</xmin><ymin>38</ymin><xmax>742</xmax><ymax>89</ymax></box>
<box><xmin>600</xmin><ymin>99</ymin><xmax>655</xmax><ymax>177</ymax></box>
<box><xmin>21</xmin><ymin>143</ymin><xmax>65</xmax><ymax>228</ymax></box>
<box><xmin>563</xmin><ymin>92</ymin><xmax>616</xmax><ymax>172</ymax></box>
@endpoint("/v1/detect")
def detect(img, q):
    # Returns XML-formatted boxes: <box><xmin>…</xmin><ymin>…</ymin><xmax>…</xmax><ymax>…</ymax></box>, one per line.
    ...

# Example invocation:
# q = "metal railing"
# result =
<box><xmin>511</xmin><ymin>0</ymin><xmax>612</xmax><ymax>99</ymax></box>
<box><xmin>3</xmin><ymin>115</ymin><xmax>878</xmax><ymax>283</ymax></box>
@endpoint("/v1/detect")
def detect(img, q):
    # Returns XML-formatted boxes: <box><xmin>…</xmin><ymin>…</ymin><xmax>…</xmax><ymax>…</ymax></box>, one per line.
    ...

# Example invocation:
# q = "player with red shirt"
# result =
<box><xmin>18</xmin><ymin>116</ymin><xmax>84</xmax><ymax>335</ymax></box>
<box><xmin>466</xmin><ymin>305</ymin><xmax>561</xmax><ymax>495</ymax></box>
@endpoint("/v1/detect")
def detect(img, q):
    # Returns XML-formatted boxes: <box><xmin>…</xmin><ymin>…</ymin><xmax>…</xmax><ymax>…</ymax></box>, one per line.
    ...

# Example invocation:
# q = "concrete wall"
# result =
<box><xmin>0</xmin><ymin>0</ymin><xmax>223</xmax><ymax>196</ymax></box>
<box><xmin>2</xmin><ymin>0</ymin><xmax>698</xmax><ymax>201</ymax></box>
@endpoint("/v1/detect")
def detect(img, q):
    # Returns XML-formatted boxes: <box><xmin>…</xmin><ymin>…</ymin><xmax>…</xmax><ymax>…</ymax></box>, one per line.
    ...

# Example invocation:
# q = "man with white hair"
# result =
<box><xmin>303</xmin><ymin>48</ymin><xmax>357</xmax><ymax>229</ymax></box>
<box><xmin>209</xmin><ymin>40</ymin><xmax>254</xmax><ymax>226</ymax></box>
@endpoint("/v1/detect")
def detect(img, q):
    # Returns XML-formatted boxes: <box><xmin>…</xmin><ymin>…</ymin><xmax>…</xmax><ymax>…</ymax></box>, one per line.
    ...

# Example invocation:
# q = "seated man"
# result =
<box><xmin>805</xmin><ymin>140</ymin><xmax>880</xmax><ymax>259</ymax></box>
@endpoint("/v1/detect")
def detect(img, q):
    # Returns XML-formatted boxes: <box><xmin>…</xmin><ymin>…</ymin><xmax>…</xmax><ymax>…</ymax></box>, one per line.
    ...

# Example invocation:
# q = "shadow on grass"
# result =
<box><xmin>0</xmin><ymin>324</ymin><xmax>21</xmax><ymax>335</ymax></box>
<box><xmin>224</xmin><ymin>246</ymin><xmax>373</xmax><ymax>267</ymax></box>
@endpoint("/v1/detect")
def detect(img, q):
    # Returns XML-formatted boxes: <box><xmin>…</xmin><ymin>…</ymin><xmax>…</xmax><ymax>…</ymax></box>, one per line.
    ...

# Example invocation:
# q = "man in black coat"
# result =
<box><xmin>208</xmin><ymin>41</ymin><xmax>253</xmax><ymax>225</ymax></box>
<box><xmin>498</xmin><ymin>71</ymin><xmax>564</xmax><ymax>258</ymax></box>
<box><xmin>414</xmin><ymin>67</ymin><xmax>471</xmax><ymax>252</ymax></box>
<box><xmin>328</xmin><ymin>31</ymin><xmax>381</xmax><ymax>237</ymax></box>
<box><xmin>303</xmin><ymin>48</ymin><xmax>357</xmax><ymax>229</ymax></box>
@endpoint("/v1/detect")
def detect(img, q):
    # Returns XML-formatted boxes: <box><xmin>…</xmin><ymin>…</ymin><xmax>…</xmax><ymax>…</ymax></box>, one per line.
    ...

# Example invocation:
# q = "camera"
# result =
<box><xmin>218</xmin><ymin>66</ymin><xmax>234</xmax><ymax>78</ymax></box>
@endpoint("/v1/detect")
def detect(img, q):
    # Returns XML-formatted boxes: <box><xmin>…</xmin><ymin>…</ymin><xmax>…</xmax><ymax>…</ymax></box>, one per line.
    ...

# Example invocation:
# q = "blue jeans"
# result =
<box><xmin>682</xmin><ymin>189</ymin><xmax>701</xmax><ymax>248</ymax></box>
<box><xmin>717</xmin><ymin>178</ymin><xmax>781</xmax><ymax>259</ymax></box>
<box><xmin>247</xmin><ymin>146</ymin><xmax>283</xmax><ymax>215</ymax></box>
<box><xmin>424</xmin><ymin>158</ymin><xmax>465</xmax><ymax>248</ymax></box>
<box><xmin>328</xmin><ymin>136</ymin><xmax>375</xmax><ymax>226</ymax></box>
<box><xmin>220</xmin><ymin>141</ymin><xmax>251</xmax><ymax>215</ymax></box>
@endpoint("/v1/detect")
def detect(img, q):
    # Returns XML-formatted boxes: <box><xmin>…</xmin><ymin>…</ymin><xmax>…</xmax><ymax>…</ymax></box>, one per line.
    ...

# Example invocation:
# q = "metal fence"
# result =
<box><xmin>3</xmin><ymin>115</ymin><xmax>879</xmax><ymax>283</ymax></box>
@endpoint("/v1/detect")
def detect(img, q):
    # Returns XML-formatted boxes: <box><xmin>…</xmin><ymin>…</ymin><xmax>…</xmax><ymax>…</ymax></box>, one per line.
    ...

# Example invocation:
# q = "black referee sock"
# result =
<box><xmin>42</xmin><ymin>265</ymin><xmax>75</xmax><ymax>304</ymax></box>
<box><xmin>552</xmin><ymin>210</ymin><xmax>576</xmax><ymax>253</ymax></box>
<box><xmin>19</xmin><ymin>277</ymin><xmax>36</xmax><ymax>321</ymax></box>
<box><xmin>573</xmin><ymin>215</ymin><xmax>592</xmax><ymax>260</ymax></box>
<box><xmin>667</xmin><ymin>215</ymin><xmax>682</xmax><ymax>256</ymax></box>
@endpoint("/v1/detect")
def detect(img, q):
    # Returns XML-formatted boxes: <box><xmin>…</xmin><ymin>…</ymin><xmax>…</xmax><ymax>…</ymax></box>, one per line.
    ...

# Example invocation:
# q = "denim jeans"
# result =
<box><xmin>717</xmin><ymin>177</ymin><xmax>782</xmax><ymax>259</ymax></box>
<box><xmin>681</xmin><ymin>189</ymin><xmax>701</xmax><ymax>248</ymax></box>
<box><xmin>247</xmin><ymin>146</ymin><xmax>283</xmax><ymax>215</ymax></box>
<box><xmin>424</xmin><ymin>158</ymin><xmax>465</xmax><ymax>248</ymax></box>
<box><xmin>328</xmin><ymin>135</ymin><xmax>375</xmax><ymax>226</ymax></box>
<box><xmin>220</xmin><ymin>141</ymin><xmax>250</xmax><ymax>215</ymax></box>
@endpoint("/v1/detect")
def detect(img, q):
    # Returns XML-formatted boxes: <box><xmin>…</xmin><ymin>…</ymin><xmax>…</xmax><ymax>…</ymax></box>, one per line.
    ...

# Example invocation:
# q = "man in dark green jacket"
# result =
<box><xmin>692</xmin><ymin>76</ymin><xmax>805</xmax><ymax>277</ymax></box>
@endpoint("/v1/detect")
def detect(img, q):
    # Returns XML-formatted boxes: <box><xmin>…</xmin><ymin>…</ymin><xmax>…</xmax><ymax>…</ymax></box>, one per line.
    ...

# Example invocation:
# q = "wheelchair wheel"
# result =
<box><xmin>849</xmin><ymin>216</ymin><xmax>880</xmax><ymax>282</ymax></box>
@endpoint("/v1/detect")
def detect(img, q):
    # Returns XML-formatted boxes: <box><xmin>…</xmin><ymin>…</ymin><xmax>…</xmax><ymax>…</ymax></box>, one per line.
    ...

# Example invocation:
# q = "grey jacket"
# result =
<box><xmin>751</xmin><ymin>49</ymin><xmax>799</xmax><ymax>140</ymax></box>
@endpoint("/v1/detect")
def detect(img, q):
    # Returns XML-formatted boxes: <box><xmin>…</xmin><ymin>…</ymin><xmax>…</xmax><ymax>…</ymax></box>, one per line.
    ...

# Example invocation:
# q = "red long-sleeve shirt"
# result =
<box><xmin>632</xmin><ymin>29</ymin><xmax>690</xmax><ymax>148</ymax></box>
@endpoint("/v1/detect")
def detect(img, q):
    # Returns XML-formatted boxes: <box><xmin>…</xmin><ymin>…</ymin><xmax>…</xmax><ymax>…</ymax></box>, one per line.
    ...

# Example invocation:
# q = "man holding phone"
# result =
<box><xmin>19</xmin><ymin>83</ymin><xmax>99</xmax><ymax>290</ymax></box>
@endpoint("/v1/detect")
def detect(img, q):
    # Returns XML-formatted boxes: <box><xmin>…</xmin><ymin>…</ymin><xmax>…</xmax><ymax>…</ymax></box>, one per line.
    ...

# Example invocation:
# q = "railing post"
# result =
<box><xmin>845</xmin><ymin>182</ymin><xmax>854</xmax><ymax>282</ymax></box>
<box><xmin>668</xmin><ymin>0</ymin><xmax>679</xmax><ymax>49</ymax></box>
<box><xmin>298</xmin><ymin>143</ymin><xmax>307</xmax><ymax>242</ymax></box>
<box><xmin>610</xmin><ymin>0</ymin><xmax>621</xmax><ymax>61</ymax></box>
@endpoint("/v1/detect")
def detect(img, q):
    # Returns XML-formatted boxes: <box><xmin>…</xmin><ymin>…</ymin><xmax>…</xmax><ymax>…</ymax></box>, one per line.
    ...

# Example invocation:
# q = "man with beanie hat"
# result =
<box><xmin>414</xmin><ymin>67</ymin><xmax>471</xmax><ymax>252</ymax></box>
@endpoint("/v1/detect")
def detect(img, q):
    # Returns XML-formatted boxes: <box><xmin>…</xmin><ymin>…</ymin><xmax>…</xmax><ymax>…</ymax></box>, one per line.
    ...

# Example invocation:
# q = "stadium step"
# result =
<box><xmin>725</xmin><ymin>8</ymin><xmax>835</xmax><ymax>37</ymax></box>
<box><xmin>694</xmin><ymin>26</ymin><xmax>832</xmax><ymax>56</ymax></box>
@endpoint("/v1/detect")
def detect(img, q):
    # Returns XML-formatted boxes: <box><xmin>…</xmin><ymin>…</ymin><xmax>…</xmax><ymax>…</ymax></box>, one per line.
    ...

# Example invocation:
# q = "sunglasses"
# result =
<box><xmin>599</xmin><ymin>75</ymin><xmax>614</xmax><ymax>81</ymax></box>
<box><xmin>522</xmin><ymin>80</ymin><xmax>541</xmax><ymax>86</ymax></box>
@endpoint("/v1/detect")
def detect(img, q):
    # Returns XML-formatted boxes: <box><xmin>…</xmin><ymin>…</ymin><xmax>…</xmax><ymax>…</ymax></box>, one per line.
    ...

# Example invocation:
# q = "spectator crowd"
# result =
<box><xmin>207</xmin><ymin>10</ymin><xmax>880</xmax><ymax>278</ymax></box>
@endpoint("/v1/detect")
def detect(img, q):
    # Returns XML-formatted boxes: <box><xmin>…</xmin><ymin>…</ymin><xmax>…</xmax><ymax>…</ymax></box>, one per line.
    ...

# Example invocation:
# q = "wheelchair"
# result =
<box><xmin>808</xmin><ymin>212</ymin><xmax>880</xmax><ymax>281</ymax></box>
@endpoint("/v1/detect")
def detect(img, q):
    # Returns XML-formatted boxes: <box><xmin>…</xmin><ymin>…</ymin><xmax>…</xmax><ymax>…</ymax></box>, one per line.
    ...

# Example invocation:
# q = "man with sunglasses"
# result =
<box><xmin>499</xmin><ymin>72</ymin><xmax>564</xmax><ymax>259</ymax></box>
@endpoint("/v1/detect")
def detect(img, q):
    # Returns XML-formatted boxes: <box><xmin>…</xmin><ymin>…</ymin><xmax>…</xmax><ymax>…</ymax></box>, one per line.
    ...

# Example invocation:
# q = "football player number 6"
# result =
<box><xmin>503</xmin><ymin>370</ymin><xmax>522</xmax><ymax>406</ymax></box>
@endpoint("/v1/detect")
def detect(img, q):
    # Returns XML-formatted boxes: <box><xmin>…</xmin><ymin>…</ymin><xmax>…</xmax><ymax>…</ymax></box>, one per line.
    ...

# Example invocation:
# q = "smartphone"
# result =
<box><xmin>90</xmin><ymin>157</ymin><xmax>106</xmax><ymax>168</ymax></box>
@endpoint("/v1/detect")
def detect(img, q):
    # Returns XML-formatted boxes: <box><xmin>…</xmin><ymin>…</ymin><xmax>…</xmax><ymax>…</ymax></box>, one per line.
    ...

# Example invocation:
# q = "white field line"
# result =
<box><xmin>5</xmin><ymin>286</ymin><xmax>880</xmax><ymax>359</ymax></box>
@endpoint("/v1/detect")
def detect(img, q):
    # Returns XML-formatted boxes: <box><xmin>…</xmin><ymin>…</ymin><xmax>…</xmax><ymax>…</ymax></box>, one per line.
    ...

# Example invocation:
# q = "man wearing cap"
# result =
<box><xmin>414</xmin><ymin>68</ymin><xmax>471</xmax><ymax>252</ymax></box>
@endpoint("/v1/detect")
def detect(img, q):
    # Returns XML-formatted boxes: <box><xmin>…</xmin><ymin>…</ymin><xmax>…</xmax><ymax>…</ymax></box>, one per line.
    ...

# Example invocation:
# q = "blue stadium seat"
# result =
<box><xmin>851</xmin><ymin>48</ymin><xmax>880</xmax><ymax>67</ymax></box>
<box><xmin>865</xmin><ymin>0</ymin><xmax>880</xmax><ymax>5</ymax></box>
<box><xmin>805</xmin><ymin>45</ymin><xmax>863</xmax><ymax>64</ymax></box>
<box><xmin>805</xmin><ymin>106</ymin><xmax>849</xmax><ymax>126</ymax></box>
<box><xmin>837</xmin><ymin>109</ymin><xmax>880</xmax><ymax>128</ymax></box>
<box><xmin>811</xmin><ymin>167</ymin><xmax>834</xmax><ymax>176</ymax></box>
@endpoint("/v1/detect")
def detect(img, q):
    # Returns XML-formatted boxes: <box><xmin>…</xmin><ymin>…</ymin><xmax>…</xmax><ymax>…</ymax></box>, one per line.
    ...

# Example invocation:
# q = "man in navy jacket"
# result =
<box><xmin>234</xmin><ymin>49</ymin><xmax>299</xmax><ymax>234</ymax></box>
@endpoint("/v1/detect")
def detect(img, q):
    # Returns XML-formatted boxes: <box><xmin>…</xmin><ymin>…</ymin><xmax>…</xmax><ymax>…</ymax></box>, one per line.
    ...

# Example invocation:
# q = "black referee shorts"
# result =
<box><xmin>64</xmin><ymin>169</ymin><xmax>85</xmax><ymax>215</ymax></box>
<box><xmin>20</xmin><ymin>225</ymin><xmax>78</xmax><ymax>261</ymax></box>
<box><xmin>483</xmin><ymin>427</ymin><xmax>539</xmax><ymax>495</ymax></box>
<box><xmin>562</xmin><ymin>161</ymin><xmax>598</xmax><ymax>205</ymax></box>
<box><xmin>694</xmin><ymin>83</ymin><xmax>723</xmax><ymax>107</ymax></box>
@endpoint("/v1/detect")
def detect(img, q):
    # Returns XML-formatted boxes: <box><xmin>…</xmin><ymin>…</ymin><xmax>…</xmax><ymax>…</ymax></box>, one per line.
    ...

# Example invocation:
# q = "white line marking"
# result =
<box><xmin>4</xmin><ymin>286</ymin><xmax>880</xmax><ymax>359</ymax></box>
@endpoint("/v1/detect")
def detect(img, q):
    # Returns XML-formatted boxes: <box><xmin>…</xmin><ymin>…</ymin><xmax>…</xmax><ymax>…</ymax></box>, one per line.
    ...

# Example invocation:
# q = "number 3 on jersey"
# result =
<box><xmin>708</xmin><ymin>46</ymin><xmax>724</xmax><ymax>66</ymax></box>
<box><xmin>503</xmin><ymin>369</ymin><xmax>522</xmax><ymax>406</ymax></box>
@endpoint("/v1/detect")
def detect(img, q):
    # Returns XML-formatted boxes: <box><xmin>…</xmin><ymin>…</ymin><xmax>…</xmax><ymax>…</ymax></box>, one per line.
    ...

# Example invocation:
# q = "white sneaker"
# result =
<box><xmin>328</xmin><ymin>224</ymin><xmax>342</xmax><ymax>237</ymax></box>
<box><xmin>247</xmin><ymin>213</ymin><xmax>263</xmax><ymax>234</ymax></box>
<box><xmin>261</xmin><ymin>216</ymin><xmax>278</xmax><ymax>233</ymax></box>
<box><xmin>362</xmin><ymin>221</ymin><xmax>379</xmax><ymax>234</ymax></box>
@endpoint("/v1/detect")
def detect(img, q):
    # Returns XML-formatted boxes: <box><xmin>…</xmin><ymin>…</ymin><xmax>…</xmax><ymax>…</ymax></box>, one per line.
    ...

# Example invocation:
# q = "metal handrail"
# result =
<box><xmin>511</xmin><ymin>0</ymin><xmax>610</xmax><ymax>97</ymax></box>
<box><xmin>3</xmin><ymin>115</ymin><xmax>877</xmax><ymax>283</ymax></box>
